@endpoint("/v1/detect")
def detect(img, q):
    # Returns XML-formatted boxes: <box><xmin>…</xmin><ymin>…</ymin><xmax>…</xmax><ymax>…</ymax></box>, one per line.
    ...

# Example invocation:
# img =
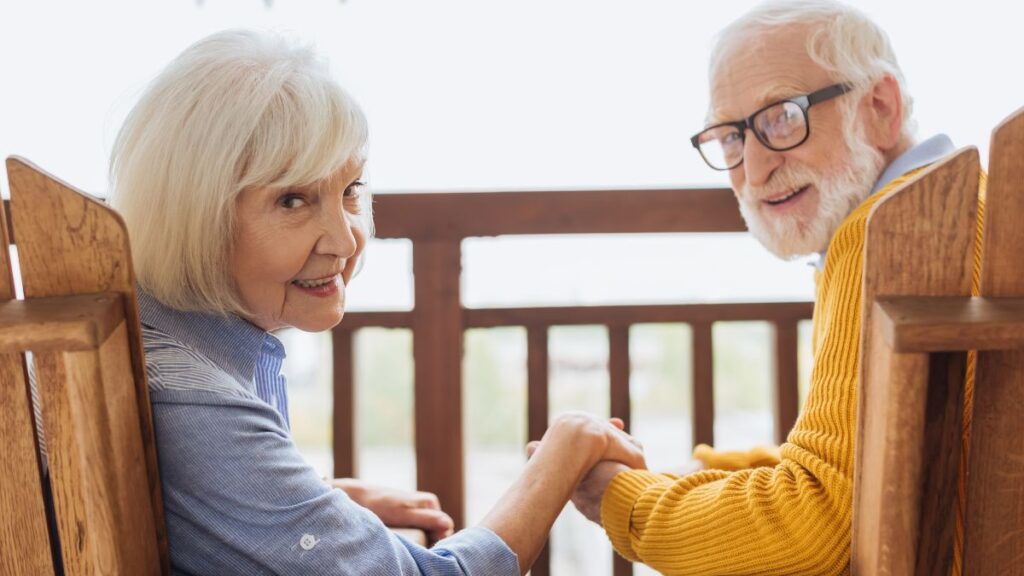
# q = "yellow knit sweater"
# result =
<box><xmin>601</xmin><ymin>170</ymin><xmax>985</xmax><ymax>575</ymax></box>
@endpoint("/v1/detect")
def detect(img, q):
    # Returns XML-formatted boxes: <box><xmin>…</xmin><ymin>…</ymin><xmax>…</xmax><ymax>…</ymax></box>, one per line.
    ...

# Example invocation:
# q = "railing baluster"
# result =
<box><xmin>412</xmin><ymin>240</ymin><xmax>465</xmax><ymax>529</ymax></box>
<box><xmin>331</xmin><ymin>327</ymin><xmax>356</xmax><ymax>479</ymax></box>
<box><xmin>692</xmin><ymin>321</ymin><xmax>715</xmax><ymax>448</ymax></box>
<box><xmin>772</xmin><ymin>319</ymin><xmax>800</xmax><ymax>445</ymax></box>
<box><xmin>608</xmin><ymin>325</ymin><xmax>631</xmax><ymax>430</ymax></box>
<box><xmin>526</xmin><ymin>325</ymin><xmax>550</xmax><ymax>576</ymax></box>
<box><xmin>608</xmin><ymin>325</ymin><xmax>634</xmax><ymax>576</ymax></box>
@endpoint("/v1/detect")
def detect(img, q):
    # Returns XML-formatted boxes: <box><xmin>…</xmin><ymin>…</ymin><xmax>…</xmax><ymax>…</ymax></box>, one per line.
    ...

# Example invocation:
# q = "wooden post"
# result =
<box><xmin>412</xmin><ymin>240</ymin><xmax>465</xmax><ymax>528</ymax></box>
<box><xmin>332</xmin><ymin>328</ymin><xmax>356</xmax><ymax>479</ymax></box>
<box><xmin>526</xmin><ymin>326</ymin><xmax>550</xmax><ymax>576</ymax></box>
<box><xmin>608</xmin><ymin>325</ymin><xmax>634</xmax><ymax>576</ymax></box>
<box><xmin>691</xmin><ymin>321</ymin><xmax>714</xmax><ymax>447</ymax></box>
<box><xmin>772</xmin><ymin>319</ymin><xmax>799</xmax><ymax>444</ymax></box>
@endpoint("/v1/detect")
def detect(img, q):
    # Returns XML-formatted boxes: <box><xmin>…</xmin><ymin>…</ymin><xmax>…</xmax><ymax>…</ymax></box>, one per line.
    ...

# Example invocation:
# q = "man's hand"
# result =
<box><xmin>571</xmin><ymin>460</ymin><xmax>630</xmax><ymax>525</ymax></box>
<box><xmin>329</xmin><ymin>478</ymin><xmax>455</xmax><ymax>544</ymax></box>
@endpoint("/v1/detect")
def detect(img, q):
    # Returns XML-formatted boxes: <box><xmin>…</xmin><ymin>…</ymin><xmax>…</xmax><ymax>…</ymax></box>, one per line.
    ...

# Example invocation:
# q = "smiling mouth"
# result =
<box><xmin>292</xmin><ymin>275</ymin><xmax>338</xmax><ymax>289</ymax></box>
<box><xmin>763</xmin><ymin>185</ymin><xmax>810</xmax><ymax>206</ymax></box>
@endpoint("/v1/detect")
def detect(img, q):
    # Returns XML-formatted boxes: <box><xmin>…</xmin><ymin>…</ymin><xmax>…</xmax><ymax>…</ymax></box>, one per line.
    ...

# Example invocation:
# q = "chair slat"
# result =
<box><xmin>853</xmin><ymin>147</ymin><xmax>980</xmax><ymax>575</ymax></box>
<box><xmin>964</xmin><ymin>107</ymin><xmax>1024</xmax><ymax>576</ymax></box>
<box><xmin>0</xmin><ymin>188</ymin><xmax>56</xmax><ymax>575</ymax></box>
<box><xmin>6</xmin><ymin>157</ymin><xmax>168</xmax><ymax>574</ymax></box>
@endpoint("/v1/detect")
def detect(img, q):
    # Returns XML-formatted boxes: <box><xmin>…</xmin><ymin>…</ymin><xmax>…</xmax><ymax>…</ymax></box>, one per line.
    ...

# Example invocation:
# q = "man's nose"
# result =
<box><xmin>742</xmin><ymin>133</ymin><xmax>784</xmax><ymax>187</ymax></box>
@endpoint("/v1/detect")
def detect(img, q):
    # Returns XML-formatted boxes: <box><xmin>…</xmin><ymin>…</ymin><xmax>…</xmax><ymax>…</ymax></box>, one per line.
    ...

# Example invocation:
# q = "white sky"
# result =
<box><xmin>3</xmin><ymin>0</ymin><xmax>1021</xmax><ymax>308</ymax></box>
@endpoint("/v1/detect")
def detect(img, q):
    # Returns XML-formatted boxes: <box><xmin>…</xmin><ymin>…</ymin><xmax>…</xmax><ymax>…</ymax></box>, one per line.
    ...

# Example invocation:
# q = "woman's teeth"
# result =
<box><xmin>293</xmin><ymin>276</ymin><xmax>334</xmax><ymax>288</ymax></box>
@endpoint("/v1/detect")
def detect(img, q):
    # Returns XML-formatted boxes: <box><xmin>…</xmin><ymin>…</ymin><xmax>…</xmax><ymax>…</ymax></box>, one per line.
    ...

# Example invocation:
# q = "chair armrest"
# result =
<box><xmin>0</xmin><ymin>292</ymin><xmax>124</xmax><ymax>352</ymax></box>
<box><xmin>875</xmin><ymin>296</ymin><xmax>1024</xmax><ymax>352</ymax></box>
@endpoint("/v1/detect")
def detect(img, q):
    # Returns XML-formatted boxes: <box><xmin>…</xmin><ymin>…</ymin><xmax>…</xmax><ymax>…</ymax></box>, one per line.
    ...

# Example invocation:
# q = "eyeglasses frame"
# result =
<box><xmin>690</xmin><ymin>82</ymin><xmax>854</xmax><ymax>171</ymax></box>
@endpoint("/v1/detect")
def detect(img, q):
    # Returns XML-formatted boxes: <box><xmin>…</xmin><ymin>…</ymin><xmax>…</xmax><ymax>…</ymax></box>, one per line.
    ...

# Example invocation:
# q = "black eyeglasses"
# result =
<box><xmin>690</xmin><ymin>83</ymin><xmax>853</xmax><ymax>171</ymax></box>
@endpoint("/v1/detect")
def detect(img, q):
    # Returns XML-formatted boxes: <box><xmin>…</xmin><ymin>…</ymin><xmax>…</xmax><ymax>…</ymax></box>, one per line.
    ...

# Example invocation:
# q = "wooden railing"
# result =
<box><xmin>5</xmin><ymin>188</ymin><xmax>813</xmax><ymax>575</ymax></box>
<box><xmin>327</xmin><ymin>188</ymin><xmax>814</xmax><ymax>576</ymax></box>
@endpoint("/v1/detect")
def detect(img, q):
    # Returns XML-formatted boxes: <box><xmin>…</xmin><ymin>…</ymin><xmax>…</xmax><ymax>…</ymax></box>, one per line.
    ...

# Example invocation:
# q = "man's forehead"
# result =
<box><xmin>706</xmin><ymin>26</ymin><xmax>830</xmax><ymax>124</ymax></box>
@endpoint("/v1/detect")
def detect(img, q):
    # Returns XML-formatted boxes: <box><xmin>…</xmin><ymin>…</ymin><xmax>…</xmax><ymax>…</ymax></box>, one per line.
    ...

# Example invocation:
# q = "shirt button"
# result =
<box><xmin>300</xmin><ymin>534</ymin><xmax>320</xmax><ymax>550</ymax></box>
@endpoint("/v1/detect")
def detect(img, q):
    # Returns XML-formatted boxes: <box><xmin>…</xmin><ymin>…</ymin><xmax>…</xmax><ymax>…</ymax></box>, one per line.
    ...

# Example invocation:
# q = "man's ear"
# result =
<box><xmin>861</xmin><ymin>74</ymin><xmax>904</xmax><ymax>152</ymax></box>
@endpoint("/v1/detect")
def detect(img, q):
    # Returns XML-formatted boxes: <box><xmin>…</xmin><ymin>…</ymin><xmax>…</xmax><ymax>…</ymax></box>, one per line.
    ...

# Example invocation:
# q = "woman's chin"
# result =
<box><xmin>290</xmin><ymin>312</ymin><xmax>345</xmax><ymax>333</ymax></box>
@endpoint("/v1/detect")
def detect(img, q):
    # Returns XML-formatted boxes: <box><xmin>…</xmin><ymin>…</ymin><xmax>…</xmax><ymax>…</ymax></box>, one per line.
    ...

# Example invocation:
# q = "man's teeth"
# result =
<box><xmin>766</xmin><ymin>187</ymin><xmax>804</xmax><ymax>205</ymax></box>
<box><xmin>293</xmin><ymin>276</ymin><xmax>334</xmax><ymax>288</ymax></box>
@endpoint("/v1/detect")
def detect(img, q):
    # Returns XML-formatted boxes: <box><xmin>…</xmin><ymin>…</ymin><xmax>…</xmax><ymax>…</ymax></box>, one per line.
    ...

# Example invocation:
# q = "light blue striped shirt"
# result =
<box><xmin>138</xmin><ymin>289</ymin><xmax>518</xmax><ymax>576</ymax></box>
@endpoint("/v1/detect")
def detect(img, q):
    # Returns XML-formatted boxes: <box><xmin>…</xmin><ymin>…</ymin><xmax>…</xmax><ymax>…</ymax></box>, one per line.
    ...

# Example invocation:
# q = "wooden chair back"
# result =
<box><xmin>0</xmin><ymin>157</ymin><xmax>168</xmax><ymax>575</ymax></box>
<box><xmin>852</xmin><ymin>108</ymin><xmax>1024</xmax><ymax>575</ymax></box>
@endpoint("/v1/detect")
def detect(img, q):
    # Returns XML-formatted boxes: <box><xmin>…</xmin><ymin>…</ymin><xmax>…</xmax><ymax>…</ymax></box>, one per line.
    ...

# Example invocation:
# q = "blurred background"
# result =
<box><xmin>2</xmin><ymin>1</ymin><xmax>1021</xmax><ymax>573</ymax></box>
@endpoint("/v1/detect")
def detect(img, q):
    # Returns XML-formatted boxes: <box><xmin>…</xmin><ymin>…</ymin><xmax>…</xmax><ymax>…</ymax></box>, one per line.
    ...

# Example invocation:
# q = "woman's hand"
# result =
<box><xmin>328</xmin><ymin>478</ymin><xmax>455</xmax><ymax>544</ymax></box>
<box><xmin>534</xmin><ymin>413</ymin><xmax>646</xmax><ymax>473</ymax></box>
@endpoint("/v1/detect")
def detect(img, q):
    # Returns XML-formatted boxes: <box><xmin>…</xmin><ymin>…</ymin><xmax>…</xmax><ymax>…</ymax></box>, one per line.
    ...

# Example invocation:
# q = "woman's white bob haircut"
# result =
<box><xmin>110</xmin><ymin>29</ymin><xmax>369</xmax><ymax>314</ymax></box>
<box><xmin>710</xmin><ymin>0</ymin><xmax>915</xmax><ymax>138</ymax></box>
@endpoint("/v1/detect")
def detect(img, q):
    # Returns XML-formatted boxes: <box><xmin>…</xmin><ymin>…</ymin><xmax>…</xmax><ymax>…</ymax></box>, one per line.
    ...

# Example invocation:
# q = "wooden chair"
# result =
<box><xmin>852</xmin><ymin>107</ymin><xmax>1024</xmax><ymax>575</ymax></box>
<box><xmin>0</xmin><ymin>157</ymin><xmax>168</xmax><ymax>574</ymax></box>
<box><xmin>0</xmin><ymin>158</ymin><xmax>429</xmax><ymax>575</ymax></box>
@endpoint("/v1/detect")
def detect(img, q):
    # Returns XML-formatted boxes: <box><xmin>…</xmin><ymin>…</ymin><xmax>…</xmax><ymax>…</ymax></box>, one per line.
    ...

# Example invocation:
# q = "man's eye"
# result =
<box><xmin>722</xmin><ymin>131</ymin><xmax>742</xmax><ymax>144</ymax></box>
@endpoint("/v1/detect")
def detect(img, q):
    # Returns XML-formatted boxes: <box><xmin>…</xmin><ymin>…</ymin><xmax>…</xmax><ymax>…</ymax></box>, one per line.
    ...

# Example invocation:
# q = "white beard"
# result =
<box><xmin>738</xmin><ymin>128</ymin><xmax>886</xmax><ymax>260</ymax></box>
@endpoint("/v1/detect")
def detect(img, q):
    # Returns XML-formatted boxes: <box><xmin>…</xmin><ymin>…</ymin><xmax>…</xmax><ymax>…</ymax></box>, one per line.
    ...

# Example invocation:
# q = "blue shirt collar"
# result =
<box><xmin>136</xmin><ymin>287</ymin><xmax>286</xmax><ymax>385</ymax></box>
<box><xmin>869</xmin><ymin>134</ymin><xmax>956</xmax><ymax>195</ymax></box>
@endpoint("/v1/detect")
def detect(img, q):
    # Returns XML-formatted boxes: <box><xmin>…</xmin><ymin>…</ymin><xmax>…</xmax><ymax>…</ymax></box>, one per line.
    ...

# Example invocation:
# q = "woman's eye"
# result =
<box><xmin>345</xmin><ymin>180</ymin><xmax>366</xmax><ymax>198</ymax></box>
<box><xmin>279</xmin><ymin>194</ymin><xmax>307</xmax><ymax>209</ymax></box>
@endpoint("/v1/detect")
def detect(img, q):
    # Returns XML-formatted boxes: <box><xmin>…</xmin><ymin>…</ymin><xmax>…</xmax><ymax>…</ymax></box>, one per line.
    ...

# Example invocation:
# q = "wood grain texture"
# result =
<box><xmin>35</xmin><ymin>325</ymin><xmax>160</xmax><ymax>574</ymax></box>
<box><xmin>0</xmin><ymin>354</ymin><xmax>56</xmax><ymax>576</ymax></box>
<box><xmin>876</xmin><ymin>296</ymin><xmax>1024</xmax><ymax>352</ymax></box>
<box><xmin>963</xmin><ymin>107</ymin><xmax>1024</xmax><ymax>576</ymax></box>
<box><xmin>0</xmin><ymin>292</ymin><xmax>123</xmax><ymax>353</ymax></box>
<box><xmin>0</xmin><ymin>172</ymin><xmax>57</xmax><ymax>575</ymax></box>
<box><xmin>7</xmin><ymin>157</ymin><xmax>169</xmax><ymax>574</ymax></box>
<box><xmin>412</xmin><ymin>240</ymin><xmax>465</xmax><ymax>529</ymax></box>
<box><xmin>852</xmin><ymin>147</ymin><xmax>980</xmax><ymax>575</ymax></box>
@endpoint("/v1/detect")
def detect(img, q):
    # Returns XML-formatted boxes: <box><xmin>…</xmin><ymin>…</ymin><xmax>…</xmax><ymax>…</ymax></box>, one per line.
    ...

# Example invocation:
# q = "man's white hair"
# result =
<box><xmin>110</xmin><ymin>29</ymin><xmax>370</xmax><ymax>314</ymax></box>
<box><xmin>710</xmin><ymin>0</ymin><xmax>915</xmax><ymax>138</ymax></box>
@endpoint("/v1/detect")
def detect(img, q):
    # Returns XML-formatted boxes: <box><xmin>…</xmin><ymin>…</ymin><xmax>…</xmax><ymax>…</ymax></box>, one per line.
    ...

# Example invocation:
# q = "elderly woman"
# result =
<box><xmin>108</xmin><ymin>29</ymin><xmax>643</xmax><ymax>575</ymax></box>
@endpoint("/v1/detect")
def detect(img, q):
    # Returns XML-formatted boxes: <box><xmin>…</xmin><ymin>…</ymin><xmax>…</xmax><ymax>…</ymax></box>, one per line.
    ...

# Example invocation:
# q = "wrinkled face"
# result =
<box><xmin>230</xmin><ymin>160</ymin><xmax>367</xmax><ymax>332</ymax></box>
<box><xmin>710</xmin><ymin>26</ymin><xmax>885</xmax><ymax>259</ymax></box>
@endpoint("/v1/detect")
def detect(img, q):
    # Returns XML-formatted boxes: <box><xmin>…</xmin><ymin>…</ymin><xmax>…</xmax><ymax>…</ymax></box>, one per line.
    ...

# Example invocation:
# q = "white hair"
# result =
<box><xmin>710</xmin><ymin>0</ymin><xmax>916</xmax><ymax>139</ymax></box>
<box><xmin>110</xmin><ymin>29</ymin><xmax>370</xmax><ymax>314</ymax></box>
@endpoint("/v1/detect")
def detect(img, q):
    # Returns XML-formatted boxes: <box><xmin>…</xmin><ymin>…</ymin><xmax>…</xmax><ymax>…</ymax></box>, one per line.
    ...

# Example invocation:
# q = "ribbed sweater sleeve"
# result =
<box><xmin>599</xmin><ymin>172</ymin><xmax>927</xmax><ymax>575</ymax></box>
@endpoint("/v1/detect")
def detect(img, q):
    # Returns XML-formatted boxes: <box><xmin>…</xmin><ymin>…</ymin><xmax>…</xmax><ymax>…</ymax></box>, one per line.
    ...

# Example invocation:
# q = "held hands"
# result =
<box><xmin>528</xmin><ymin>413</ymin><xmax>646</xmax><ymax>471</ymax></box>
<box><xmin>525</xmin><ymin>413</ymin><xmax>647</xmax><ymax>526</ymax></box>
<box><xmin>328</xmin><ymin>478</ymin><xmax>455</xmax><ymax>544</ymax></box>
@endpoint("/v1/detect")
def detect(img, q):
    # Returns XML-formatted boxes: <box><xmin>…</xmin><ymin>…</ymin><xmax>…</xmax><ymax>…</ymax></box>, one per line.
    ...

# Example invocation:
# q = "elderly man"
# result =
<box><xmin>568</xmin><ymin>1</ymin><xmax>981</xmax><ymax>574</ymax></box>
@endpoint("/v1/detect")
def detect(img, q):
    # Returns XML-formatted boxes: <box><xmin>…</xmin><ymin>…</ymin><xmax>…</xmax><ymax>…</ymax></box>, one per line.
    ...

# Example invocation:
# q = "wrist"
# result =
<box><xmin>546</xmin><ymin>417</ymin><xmax>606</xmax><ymax>474</ymax></box>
